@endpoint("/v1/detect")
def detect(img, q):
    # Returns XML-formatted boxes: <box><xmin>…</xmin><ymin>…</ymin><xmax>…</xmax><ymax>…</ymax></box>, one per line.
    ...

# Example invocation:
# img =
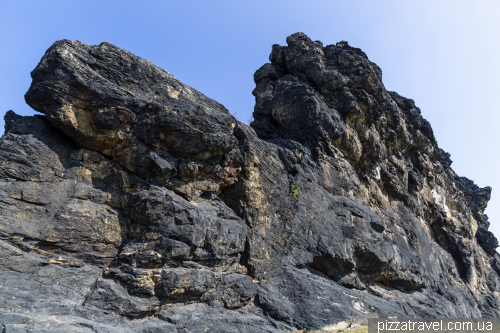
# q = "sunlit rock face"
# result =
<box><xmin>0</xmin><ymin>33</ymin><xmax>498</xmax><ymax>332</ymax></box>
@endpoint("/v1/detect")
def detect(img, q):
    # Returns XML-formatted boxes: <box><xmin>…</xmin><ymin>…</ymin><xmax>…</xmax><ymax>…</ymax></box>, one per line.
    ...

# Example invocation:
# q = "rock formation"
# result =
<box><xmin>0</xmin><ymin>33</ymin><xmax>498</xmax><ymax>332</ymax></box>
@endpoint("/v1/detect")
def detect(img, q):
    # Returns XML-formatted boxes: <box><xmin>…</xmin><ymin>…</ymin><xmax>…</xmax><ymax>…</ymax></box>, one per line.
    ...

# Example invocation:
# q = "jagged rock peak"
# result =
<box><xmin>0</xmin><ymin>34</ymin><xmax>498</xmax><ymax>332</ymax></box>
<box><xmin>251</xmin><ymin>31</ymin><xmax>496</xmax><ymax>252</ymax></box>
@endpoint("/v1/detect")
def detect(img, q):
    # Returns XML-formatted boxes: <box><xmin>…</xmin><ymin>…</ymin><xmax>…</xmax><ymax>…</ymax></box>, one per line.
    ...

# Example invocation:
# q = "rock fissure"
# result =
<box><xmin>0</xmin><ymin>33</ymin><xmax>498</xmax><ymax>332</ymax></box>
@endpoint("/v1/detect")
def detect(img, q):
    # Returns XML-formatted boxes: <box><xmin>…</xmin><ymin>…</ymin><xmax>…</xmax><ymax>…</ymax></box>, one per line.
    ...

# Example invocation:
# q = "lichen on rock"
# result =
<box><xmin>0</xmin><ymin>32</ymin><xmax>499</xmax><ymax>332</ymax></box>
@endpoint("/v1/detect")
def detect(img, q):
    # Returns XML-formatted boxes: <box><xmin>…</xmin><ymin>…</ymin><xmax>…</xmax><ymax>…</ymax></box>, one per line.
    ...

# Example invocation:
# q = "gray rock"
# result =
<box><xmin>0</xmin><ymin>32</ymin><xmax>498</xmax><ymax>331</ymax></box>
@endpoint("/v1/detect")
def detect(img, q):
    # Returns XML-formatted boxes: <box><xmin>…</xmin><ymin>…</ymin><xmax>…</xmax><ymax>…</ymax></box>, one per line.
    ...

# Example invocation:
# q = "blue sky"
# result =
<box><xmin>1</xmin><ymin>0</ymin><xmax>499</xmax><ymax>238</ymax></box>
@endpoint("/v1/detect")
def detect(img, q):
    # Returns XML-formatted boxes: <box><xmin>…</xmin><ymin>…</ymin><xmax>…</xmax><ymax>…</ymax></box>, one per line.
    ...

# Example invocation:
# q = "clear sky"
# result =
<box><xmin>1</xmin><ymin>0</ymin><xmax>499</xmax><ymax>238</ymax></box>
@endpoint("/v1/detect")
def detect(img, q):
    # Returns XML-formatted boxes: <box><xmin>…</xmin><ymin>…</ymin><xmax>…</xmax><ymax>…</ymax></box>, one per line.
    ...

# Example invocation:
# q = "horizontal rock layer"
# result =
<box><xmin>0</xmin><ymin>33</ymin><xmax>498</xmax><ymax>332</ymax></box>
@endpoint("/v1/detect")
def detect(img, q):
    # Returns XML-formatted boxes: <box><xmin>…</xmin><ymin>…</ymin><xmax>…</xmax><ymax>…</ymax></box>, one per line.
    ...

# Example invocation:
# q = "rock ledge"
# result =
<box><xmin>0</xmin><ymin>33</ymin><xmax>498</xmax><ymax>332</ymax></box>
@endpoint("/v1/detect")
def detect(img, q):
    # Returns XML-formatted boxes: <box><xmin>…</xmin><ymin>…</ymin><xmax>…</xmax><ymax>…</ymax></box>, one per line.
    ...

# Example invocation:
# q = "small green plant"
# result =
<box><xmin>290</xmin><ymin>183</ymin><xmax>300</xmax><ymax>201</ymax></box>
<box><xmin>478</xmin><ymin>211</ymin><xmax>483</xmax><ymax>216</ymax></box>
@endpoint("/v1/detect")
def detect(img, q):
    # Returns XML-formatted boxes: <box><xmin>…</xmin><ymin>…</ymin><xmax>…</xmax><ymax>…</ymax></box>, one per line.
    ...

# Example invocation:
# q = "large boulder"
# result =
<box><xmin>0</xmin><ymin>33</ymin><xmax>498</xmax><ymax>332</ymax></box>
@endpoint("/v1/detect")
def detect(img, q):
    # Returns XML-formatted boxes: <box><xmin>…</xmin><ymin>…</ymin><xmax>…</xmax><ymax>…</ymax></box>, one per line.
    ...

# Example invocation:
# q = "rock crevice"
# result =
<box><xmin>0</xmin><ymin>33</ymin><xmax>498</xmax><ymax>332</ymax></box>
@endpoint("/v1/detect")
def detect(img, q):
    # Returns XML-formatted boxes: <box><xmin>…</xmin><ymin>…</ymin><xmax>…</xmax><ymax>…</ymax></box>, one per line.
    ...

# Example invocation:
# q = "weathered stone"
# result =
<box><xmin>1</xmin><ymin>32</ymin><xmax>498</xmax><ymax>331</ymax></box>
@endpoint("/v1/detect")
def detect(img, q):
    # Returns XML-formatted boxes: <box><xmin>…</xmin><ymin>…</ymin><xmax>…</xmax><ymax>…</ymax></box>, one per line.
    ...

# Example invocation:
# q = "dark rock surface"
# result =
<box><xmin>0</xmin><ymin>33</ymin><xmax>498</xmax><ymax>332</ymax></box>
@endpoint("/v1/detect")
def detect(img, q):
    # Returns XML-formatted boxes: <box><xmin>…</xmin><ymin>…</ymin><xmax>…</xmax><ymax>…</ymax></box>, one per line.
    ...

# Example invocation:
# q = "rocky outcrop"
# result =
<box><xmin>0</xmin><ymin>33</ymin><xmax>498</xmax><ymax>332</ymax></box>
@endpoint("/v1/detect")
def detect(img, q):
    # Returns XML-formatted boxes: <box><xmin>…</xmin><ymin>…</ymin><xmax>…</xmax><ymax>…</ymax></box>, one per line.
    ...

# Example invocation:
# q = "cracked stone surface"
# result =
<box><xmin>0</xmin><ymin>33</ymin><xmax>499</xmax><ymax>332</ymax></box>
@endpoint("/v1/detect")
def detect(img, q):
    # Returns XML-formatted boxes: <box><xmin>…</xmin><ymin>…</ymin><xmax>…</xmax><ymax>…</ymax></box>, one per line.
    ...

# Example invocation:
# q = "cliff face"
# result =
<box><xmin>0</xmin><ymin>33</ymin><xmax>498</xmax><ymax>332</ymax></box>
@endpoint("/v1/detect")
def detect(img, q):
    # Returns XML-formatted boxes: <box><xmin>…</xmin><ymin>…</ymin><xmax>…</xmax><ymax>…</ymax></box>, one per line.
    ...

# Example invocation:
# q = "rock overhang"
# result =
<box><xmin>0</xmin><ymin>32</ymin><xmax>498</xmax><ymax>331</ymax></box>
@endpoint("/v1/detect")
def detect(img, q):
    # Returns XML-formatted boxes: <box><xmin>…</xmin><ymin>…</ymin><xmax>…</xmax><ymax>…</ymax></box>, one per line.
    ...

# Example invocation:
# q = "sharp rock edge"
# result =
<box><xmin>0</xmin><ymin>33</ymin><xmax>498</xmax><ymax>332</ymax></box>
